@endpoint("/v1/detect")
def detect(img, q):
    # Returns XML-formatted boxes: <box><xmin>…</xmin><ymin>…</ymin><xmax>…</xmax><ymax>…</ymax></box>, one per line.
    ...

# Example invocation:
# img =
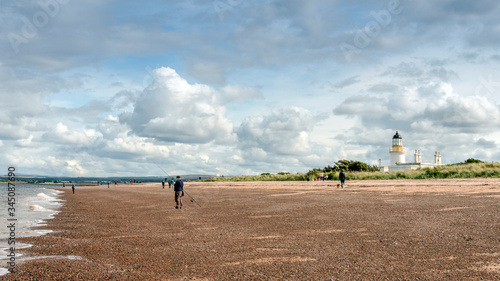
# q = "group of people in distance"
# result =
<box><xmin>161</xmin><ymin>177</ymin><xmax>177</xmax><ymax>189</ymax></box>
<box><xmin>306</xmin><ymin>170</ymin><xmax>347</xmax><ymax>188</ymax></box>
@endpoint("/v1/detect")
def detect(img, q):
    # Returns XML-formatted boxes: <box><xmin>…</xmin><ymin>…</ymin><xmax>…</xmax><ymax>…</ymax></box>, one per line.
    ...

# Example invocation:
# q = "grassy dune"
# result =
<box><xmin>205</xmin><ymin>162</ymin><xmax>500</xmax><ymax>182</ymax></box>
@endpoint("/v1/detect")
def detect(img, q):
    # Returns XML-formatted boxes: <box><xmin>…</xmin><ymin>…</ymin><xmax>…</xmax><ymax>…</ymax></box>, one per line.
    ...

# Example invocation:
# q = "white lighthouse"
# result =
<box><xmin>380</xmin><ymin>130</ymin><xmax>444</xmax><ymax>172</ymax></box>
<box><xmin>389</xmin><ymin>131</ymin><xmax>406</xmax><ymax>166</ymax></box>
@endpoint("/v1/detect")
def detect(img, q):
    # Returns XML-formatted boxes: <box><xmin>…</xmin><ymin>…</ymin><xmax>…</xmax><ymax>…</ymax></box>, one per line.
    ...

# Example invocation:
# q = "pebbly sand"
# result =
<box><xmin>3</xmin><ymin>178</ymin><xmax>500</xmax><ymax>280</ymax></box>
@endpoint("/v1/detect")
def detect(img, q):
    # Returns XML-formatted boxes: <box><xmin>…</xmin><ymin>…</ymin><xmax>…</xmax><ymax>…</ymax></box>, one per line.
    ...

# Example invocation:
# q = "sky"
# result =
<box><xmin>1</xmin><ymin>0</ymin><xmax>499</xmax><ymax>177</ymax></box>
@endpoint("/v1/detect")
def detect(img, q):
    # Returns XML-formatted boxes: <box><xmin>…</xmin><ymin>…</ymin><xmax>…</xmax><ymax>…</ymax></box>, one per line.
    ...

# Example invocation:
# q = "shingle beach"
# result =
<box><xmin>5</xmin><ymin>179</ymin><xmax>500</xmax><ymax>280</ymax></box>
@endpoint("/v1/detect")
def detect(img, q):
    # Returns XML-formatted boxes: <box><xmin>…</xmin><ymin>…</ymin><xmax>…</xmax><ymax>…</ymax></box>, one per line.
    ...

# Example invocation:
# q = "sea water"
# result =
<box><xmin>0</xmin><ymin>184</ymin><xmax>64</xmax><ymax>275</ymax></box>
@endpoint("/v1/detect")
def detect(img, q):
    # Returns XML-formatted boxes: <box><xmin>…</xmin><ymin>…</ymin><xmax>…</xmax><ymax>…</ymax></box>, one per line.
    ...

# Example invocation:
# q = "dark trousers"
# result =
<box><xmin>175</xmin><ymin>191</ymin><xmax>183</xmax><ymax>207</ymax></box>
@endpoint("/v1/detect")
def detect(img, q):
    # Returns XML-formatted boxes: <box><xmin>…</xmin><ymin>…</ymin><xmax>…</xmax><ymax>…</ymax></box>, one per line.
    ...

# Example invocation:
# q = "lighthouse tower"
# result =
<box><xmin>389</xmin><ymin>131</ymin><xmax>407</xmax><ymax>166</ymax></box>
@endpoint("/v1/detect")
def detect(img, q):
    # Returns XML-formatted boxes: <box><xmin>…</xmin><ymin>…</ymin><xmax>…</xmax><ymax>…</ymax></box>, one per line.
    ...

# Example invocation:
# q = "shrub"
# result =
<box><xmin>465</xmin><ymin>158</ymin><xmax>483</xmax><ymax>163</ymax></box>
<box><xmin>425</xmin><ymin>168</ymin><xmax>440</xmax><ymax>178</ymax></box>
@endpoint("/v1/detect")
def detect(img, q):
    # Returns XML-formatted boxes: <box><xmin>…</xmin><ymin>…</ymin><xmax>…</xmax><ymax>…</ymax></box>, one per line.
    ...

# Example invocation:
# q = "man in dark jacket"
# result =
<box><xmin>174</xmin><ymin>176</ymin><xmax>184</xmax><ymax>209</ymax></box>
<box><xmin>339</xmin><ymin>170</ymin><xmax>346</xmax><ymax>188</ymax></box>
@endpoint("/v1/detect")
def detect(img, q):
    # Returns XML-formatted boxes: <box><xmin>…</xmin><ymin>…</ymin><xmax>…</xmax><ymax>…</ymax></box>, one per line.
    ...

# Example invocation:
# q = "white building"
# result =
<box><xmin>380</xmin><ymin>131</ymin><xmax>444</xmax><ymax>172</ymax></box>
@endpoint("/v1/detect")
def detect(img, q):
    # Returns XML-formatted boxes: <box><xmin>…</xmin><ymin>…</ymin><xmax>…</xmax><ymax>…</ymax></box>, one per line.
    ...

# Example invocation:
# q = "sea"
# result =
<box><xmin>0</xmin><ymin>184</ymin><xmax>64</xmax><ymax>276</ymax></box>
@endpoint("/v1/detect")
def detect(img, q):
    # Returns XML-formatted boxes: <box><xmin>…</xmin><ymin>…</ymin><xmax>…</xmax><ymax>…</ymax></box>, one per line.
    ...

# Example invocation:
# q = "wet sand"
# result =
<box><xmin>4</xmin><ymin>178</ymin><xmax>500</xmax><ymax>280</ymax></box>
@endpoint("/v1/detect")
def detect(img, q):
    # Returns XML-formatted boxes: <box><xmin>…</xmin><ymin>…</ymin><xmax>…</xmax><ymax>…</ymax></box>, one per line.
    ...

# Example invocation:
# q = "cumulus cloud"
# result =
<box><xmin>425</xmin><ymin>95</ymin><xmax>500</xmax><ymax>132</ymax></box>
<box><xmin>16</xmin><ymin>135</ymin><xmax>34</xmax><ymax>147</ymax></box>
<box><xmin>237</xmin><ymin>107</ymin><xmax>318</xmax><ymax>157</ymax></box>
<box><xmin>109</xmin><ymin>90</ymin><xmax>141</xmax><ymax>112</ymax></box>
<box><xmin>42</xmin><ymin>122</ymin><xmax>102</xmax><ymax>146</ymax></box>
<box><xmin>121</xmin><ymin>67</ymin><xmax>235</xmax><ymax>144</ymax></box>
<box><xmin>98</xmin><ymin>130</ymin><xmax>171</xmax><ymax>160</ymax></box>
<box><xmin>334</xmin><ymin>58</ymin><xmax>500</xmax><ymax>137</ymax></box>
<box><xmin>335</xmin><ymin>81</ymin><xmax>500</xmax><ymax>132</ymax></box>
<box><xmin>0</xmin><ymin>122</ymin><xmax>30</xmax><ymax>140</ymax></box>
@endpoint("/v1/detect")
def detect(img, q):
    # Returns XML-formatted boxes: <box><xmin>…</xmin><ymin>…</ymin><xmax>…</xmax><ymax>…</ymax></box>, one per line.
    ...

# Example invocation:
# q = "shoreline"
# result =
<box><xmin>3</xmin><ymin>179</ymin><xmax>500</xmax><ymax>280</ymax></box>
<box><xmin>0</xmin><ymin>184</ymin><xmax>64</xmax><ymax>276</ymax></box>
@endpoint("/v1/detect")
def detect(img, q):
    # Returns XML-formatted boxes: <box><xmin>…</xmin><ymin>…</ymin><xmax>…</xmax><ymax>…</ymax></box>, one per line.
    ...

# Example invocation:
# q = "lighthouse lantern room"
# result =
<box><xmin>389</xmin><ymin>131</ymin><xmax>407</xmax><ymax>166</ymax></box>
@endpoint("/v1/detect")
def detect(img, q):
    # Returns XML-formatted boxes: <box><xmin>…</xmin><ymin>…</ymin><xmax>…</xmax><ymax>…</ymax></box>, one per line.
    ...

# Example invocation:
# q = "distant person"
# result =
<box><xmin>168</xmin><ymin>178</ymin><xmax>172</xmax><ymax>189</ymax></box>
<box><xmin>307</xmin><ymin>176</ymin><xmax>310</xmax><ymax>181</ymax></box>
<box><xmin>107</xmin><ymin>182</ymin><xmax>110</xmax><ymax>188</ymax></box>
<box><xmin>72</xmin><ymin>184</ymin><xmax>75</xmax><ymax>194</ymax></box>
<box><xmin>162</xmin><ymin>180</ymin><xmax>165</xmax><ymax>189</ymax></box>
<box><xmin>174</xmin><ymin>176</ymin><xmax>184</xmax><ymax>209</ymax></box>
<box><xmin>339</xmin><ymin>170</ymin><xmax>346</xmax><ymax>188</ymax></box>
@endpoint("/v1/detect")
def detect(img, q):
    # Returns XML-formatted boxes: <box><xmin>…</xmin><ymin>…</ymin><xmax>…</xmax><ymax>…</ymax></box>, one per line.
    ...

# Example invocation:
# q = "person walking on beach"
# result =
<box><xmin>174</xmin><ymin>176</ymin><xmax>184</xmax><ymax>209</ymax></box>
<box><xmin>162</xmin><ymin>180</ymin><xmax>165</xmax><ymax>189</ymax></box>
<box><xmin>72</xmin><ymin>184</ymin><xmax>75</xmax><ymax>194</ymax></box>
<box><xmin>339</xmin><ymin>170</ymin><xmax>346</xmax><ymax>188</ymax></box>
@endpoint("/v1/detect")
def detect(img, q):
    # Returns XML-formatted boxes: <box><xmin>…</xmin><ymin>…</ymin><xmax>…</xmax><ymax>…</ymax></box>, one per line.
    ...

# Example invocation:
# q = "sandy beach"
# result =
<box><xmin>4</xmin><ymin>178</ymin><xmax>500</xmax><ymax>280</ymax></box>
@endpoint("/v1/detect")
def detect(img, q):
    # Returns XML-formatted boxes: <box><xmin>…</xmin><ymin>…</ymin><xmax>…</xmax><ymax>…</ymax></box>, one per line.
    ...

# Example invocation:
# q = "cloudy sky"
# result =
<box><xmin>1</xmin><ymin>0</ymin><xmax>499</xmax><ymax>177</ymax></box>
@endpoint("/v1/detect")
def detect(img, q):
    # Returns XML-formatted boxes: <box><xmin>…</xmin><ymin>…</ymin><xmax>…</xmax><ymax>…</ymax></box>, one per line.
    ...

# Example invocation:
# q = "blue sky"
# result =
<box><xmin>1</xmin><ymin>0</ymin><xmax>499</xmax><ymax>177</ymax></box>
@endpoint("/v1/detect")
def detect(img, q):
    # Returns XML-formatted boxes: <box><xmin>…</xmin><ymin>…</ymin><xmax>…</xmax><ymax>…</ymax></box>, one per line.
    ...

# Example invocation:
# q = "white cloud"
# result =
<box><xmin>42</xmin><ymin>122</ymin><xmax>102</xmax><ymax>146</ymax></box>
<box><xmin>122</xmin><ymin>67</ymin><xmax>235</xmax><ymax>144</ymax></box>
<box><xmin>426</xmin><ymin>95</ymin><xmax>500</xmax><ymax>132</ymax></box>
<box><xmin>99</xmin><ymin>132</ymin><xmax>171</xmax><ymax>160</ymax></box>
<box><xmin>335</xmin><ymin>78</ymin><xmax>500</xmax><ymax>133</ymax></box>
<box><xmin>64</xmin><ymin>159</ymin><xmax>86</xmax><ymax>176</ymax></box>
<box><xmin>237</xmin><ymin>107</ymin><xmax>317</xmax><ymax>157</ymax></box>
<box><xmin>16</xmin><ymin>134</ymin><xmax>34</xmax><ymax>147</ymax></box>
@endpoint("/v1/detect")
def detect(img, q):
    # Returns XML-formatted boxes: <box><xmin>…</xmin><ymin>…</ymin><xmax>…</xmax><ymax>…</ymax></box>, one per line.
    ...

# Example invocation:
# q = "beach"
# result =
<box><xmin>4</xmin><ymin>178</ymin><xmax>500</xmax><ymax>280</ymax></box>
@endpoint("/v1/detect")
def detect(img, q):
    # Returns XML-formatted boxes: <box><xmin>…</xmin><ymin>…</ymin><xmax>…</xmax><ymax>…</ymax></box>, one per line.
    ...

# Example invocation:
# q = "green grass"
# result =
<box><xmin>204</xmin><ymin>162</ymin><xmax>500</xmax><ymax>182</ymax></box>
